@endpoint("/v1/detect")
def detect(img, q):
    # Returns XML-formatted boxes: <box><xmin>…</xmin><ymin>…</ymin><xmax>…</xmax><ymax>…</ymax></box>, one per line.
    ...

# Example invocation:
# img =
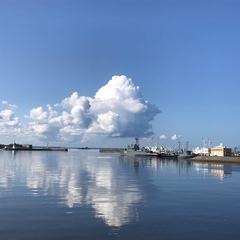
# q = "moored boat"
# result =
<box><xmin>144</xmin><ymin>145</ymin><xmax>178</xmax><ymax>159</ymax></box>
<box><xmin>120</xmin><ymin>137</ymin><xmax>161</xmax><ymax>157</ymax></box>
<box><xmin>160</xmin><ymin>152</ymin><xmax>178</xmax><ymax>159</ymax></box>
<box><xmin>177</xmin><ymin>150</ymin><xmax>196</xmax><ymax>159</ymax></box>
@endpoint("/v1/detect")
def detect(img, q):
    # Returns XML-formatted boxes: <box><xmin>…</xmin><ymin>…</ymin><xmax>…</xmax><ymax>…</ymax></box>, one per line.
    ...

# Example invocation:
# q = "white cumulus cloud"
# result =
<box><xmin>0</xmin><ymin>109</ymin><xmax>19</xmax><ymax>127</ymax></box>
<box><xmin>2</xmin><ymin>75</ymin><xmax>161</xmax><ymax>144</ymax></box>
<box><xmin>171</xmin><ymin>134</ymin><xmax>181</xmax><ymax>141</ymax></box>
<box><xmin>0</xmin><ymin>102</ymin><xmax>20</xmax><ymax>138</ymax></box>
<box><xmin>159</xmin><ymin>135</ymin><xmax>167</xmax><ymax>139</ymax></box>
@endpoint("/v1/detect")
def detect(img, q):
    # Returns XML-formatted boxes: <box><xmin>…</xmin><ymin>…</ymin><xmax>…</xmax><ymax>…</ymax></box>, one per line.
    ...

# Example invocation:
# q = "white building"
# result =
<box><xmin>192</xmin><ymin>147</ymin><xmax>210</xmax><ymax>156</ymax></box>
<box><xmin>192</xmin><ymin>139</ymin><xmax>212</xmax><ymax>156</ymax></box>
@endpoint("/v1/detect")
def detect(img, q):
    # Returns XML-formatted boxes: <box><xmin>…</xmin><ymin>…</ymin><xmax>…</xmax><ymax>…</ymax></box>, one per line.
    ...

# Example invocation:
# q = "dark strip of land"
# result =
<box><xmin>99</xmin><ymin>148</ymin><xmax>121</xmax><ymax>153</ymax></box>
<box><xmin>4</xmin><ymin>148</ymin><xmax>68</xmax><ymax>151</ymax></box>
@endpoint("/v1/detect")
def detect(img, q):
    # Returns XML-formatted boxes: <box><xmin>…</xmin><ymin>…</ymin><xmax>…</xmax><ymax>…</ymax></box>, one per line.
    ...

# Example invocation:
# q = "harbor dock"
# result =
<box><xmin>2</xmin><ymin>143</ymin><xmax>68</xmax><ymax>151</ymax></box>
<box><xmin>99</xmin><ymin>148</ymin><xmax>121</xmax><ymax>153</ymax></box>
<box><xmin>188</xmin><ymin>155</ymin><xmax>240</xmax><ymax>164</ymax></box>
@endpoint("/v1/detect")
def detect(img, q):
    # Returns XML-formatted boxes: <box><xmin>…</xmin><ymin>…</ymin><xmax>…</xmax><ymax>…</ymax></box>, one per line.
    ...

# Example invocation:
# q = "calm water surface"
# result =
<box><xmin>0</xmin><ymin>149</ymin><xmax>240</xmax><ymax>240</ymax></box>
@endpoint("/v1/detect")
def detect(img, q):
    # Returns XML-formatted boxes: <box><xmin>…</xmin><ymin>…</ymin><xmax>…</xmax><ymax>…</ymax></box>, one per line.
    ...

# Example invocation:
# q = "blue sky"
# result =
<box><xmin>1</xmin><ymin>0</ymin><xmax>240</xmax><ymax>149</ymax></box>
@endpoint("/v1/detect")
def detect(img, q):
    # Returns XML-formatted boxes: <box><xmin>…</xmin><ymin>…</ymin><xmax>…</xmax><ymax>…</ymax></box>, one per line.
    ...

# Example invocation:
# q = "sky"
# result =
<box><xmin>1</xmin><ymin>0</ymin><xmax>240</xmax><ymax>149</ymax></box>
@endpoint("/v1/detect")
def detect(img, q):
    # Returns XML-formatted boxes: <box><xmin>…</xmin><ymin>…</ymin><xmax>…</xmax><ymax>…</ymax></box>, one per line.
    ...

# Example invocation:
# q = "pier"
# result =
<box><xmin>188</xmin><ymin>155</ymin><xmax>240</xmax><ymax>164</ymax></box>
<box><xmin>2</xmin><ymin>143</ymin><xmax>68</xmax><ymax>151</ymax></box>
<box><xmin>99</xmin><ymin>148</ymin><xmax>121</xmax><ymax>153</ymax></box>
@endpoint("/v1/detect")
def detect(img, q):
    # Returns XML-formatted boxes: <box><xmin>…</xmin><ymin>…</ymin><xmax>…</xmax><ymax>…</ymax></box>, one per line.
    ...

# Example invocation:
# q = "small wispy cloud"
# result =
<box><xmin>1</xmin><ymin>100</ymin><xmax>17</xmax><ymax>109</ymax></box>
<box><xmin>171</xmin><ymin>134</ymin><xmax>181</xmax><ymax>141</ymax></box>
<box><xmin>159</xmin><ymin>134</ymin><xmax>167</xmax><ymax>139</ymax></box>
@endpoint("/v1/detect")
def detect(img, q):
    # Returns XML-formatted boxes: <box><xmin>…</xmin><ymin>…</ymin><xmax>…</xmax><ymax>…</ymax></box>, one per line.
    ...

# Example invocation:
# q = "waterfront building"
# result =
<box><xmin>210</xmin><ymin>143</ymin><xmax>232</xmax><ymax>157</ymax></box>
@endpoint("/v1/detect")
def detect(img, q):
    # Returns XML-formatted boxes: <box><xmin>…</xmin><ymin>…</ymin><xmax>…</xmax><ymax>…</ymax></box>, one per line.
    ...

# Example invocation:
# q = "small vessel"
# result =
<box><xmin>120</xmin><ymin>137</ymin><xmax>160</xmax><ymax>157</ymax></box>
<box><xmin>177</xmin><ymin>150</ymin><xmax>196</xmax><ymax>159</ymax></box>
<box><xmin>176</xmin><ymin>141</ymin><xmax>195</xmax><ymax>159</ymax></box>
<box><xmin>160</xmin><ymin>152</ymin><xmax>178</xmax><ymax>159</ymax></box>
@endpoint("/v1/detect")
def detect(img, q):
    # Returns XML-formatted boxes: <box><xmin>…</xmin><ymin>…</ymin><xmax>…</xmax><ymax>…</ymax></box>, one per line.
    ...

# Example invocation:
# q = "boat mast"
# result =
<box><xmin>134</xmin><ymin>137</ymin><xmax>140</xmax><ymax>150</ymax></box>
<box><xmin>178</xmin><ymin>141</ymin><xmax>181</xmax><ymax>151</ymax></box>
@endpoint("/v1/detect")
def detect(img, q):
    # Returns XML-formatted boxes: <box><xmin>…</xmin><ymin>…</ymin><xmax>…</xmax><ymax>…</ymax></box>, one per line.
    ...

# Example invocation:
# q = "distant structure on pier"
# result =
<box><xmin>4</xmin><ymin>142</ymin><xmax>32</xmax><ymax>150</ymax></box>
<box><xmin>210</xmin><ymin>143</ymin><xmax>232</xmax><ymax>157</ymax></box>
<box><xmin>192</xmin><ymin>139</ymin><xmax>212</xmax><ymax>156</ymax></box>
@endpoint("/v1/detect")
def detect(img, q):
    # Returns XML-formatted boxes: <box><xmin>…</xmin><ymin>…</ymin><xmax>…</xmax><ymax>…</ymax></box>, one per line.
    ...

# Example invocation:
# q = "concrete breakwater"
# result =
<box><xmin>2</xmin><ymin>143</ymin><xmax>68</xmax><ymax>151</ymax></box>
<box><xmin>30</xmin><ymin>148</ymin><xmax>68</xmax><ymax>151</ymax></box>
<box><xmin>99</xmin><ymin>148</ymin><xmax>121</xmax><ymax>153</ymax></box>
<box><xmin>189</xmin><ymin>155</ymin><xmax>240</xmax><ymax>164</ymax></box>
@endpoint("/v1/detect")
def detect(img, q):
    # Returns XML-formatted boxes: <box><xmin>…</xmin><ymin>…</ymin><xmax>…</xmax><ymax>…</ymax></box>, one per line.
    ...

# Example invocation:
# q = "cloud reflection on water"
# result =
<box><xmin>0</xmin><ymin>150</ymin><xmax>236</xmax><ymax>227</ymax></box>
<box><xmin>0</xmin><ymin>150</ymin><xmax>143</xmax><ymax>227</ymax></box>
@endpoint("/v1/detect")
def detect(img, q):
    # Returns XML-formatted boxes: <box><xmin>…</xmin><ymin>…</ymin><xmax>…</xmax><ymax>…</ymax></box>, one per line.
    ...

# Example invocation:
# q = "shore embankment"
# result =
<box><xmin>99</xmin><ymin>148</ymin><xmax>121</xmax><ymax>153</ymax></box>
<box><xmin>189</xmin><ymin>155</ymin><xmax>240</xmax><ymax>164</ymax></box>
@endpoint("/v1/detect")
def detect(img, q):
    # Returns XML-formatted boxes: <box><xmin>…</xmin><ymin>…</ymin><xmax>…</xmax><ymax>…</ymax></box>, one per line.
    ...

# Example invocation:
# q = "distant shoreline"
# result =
<box><xmin>3</xmin><ymin>148</ymin><xmax>68</xmax><ymax>152</ymax></box>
